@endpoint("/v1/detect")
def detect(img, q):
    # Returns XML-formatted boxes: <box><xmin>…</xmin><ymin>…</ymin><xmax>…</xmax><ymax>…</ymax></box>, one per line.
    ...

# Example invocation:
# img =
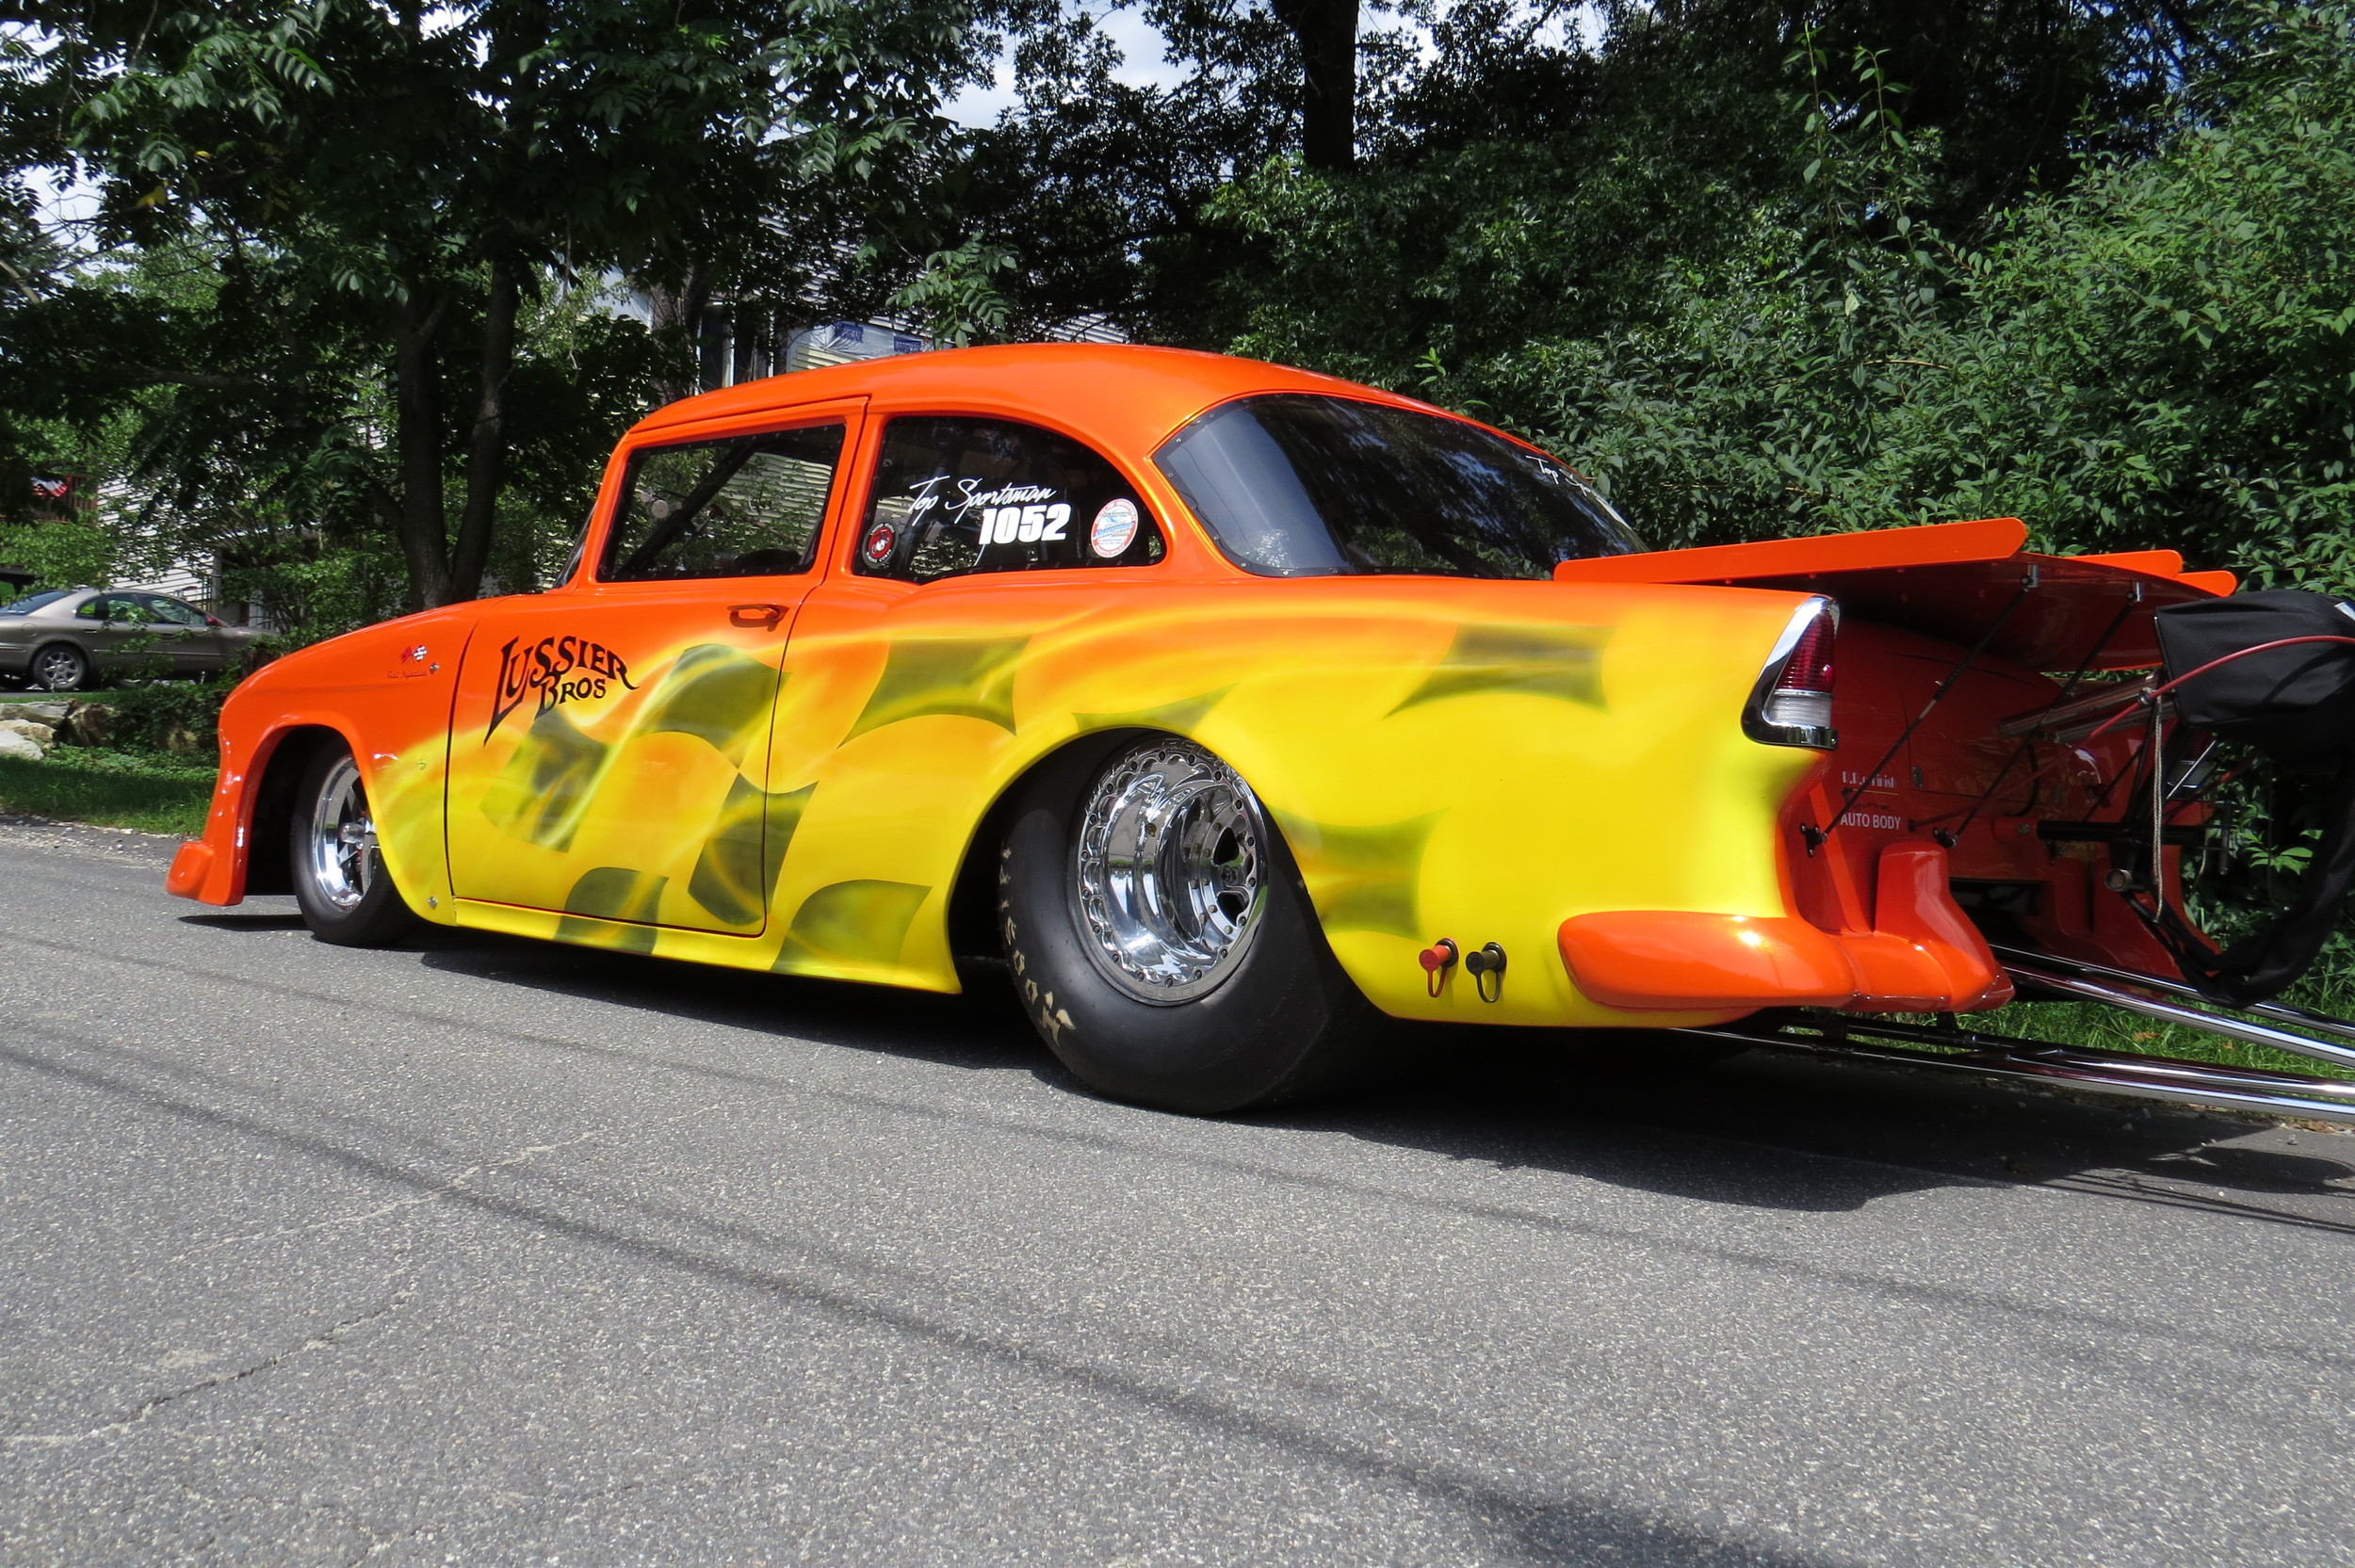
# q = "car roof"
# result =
<box><xmin>625</xmin><ymin>342</ymin><xmax>1457</xmax><ymax>457</ymax></box>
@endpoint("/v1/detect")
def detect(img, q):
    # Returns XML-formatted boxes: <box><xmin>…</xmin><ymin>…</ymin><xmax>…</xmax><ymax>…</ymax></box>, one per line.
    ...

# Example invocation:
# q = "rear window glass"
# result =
<box><xmin>0</xmin><ymin>590</ymin><xmax>67</xmax><ymax>615</ymax></box>
<box><xmin>854</xmin><ymin>416</ymin><xmax>1164</xmax><ymax>583</ymax></box>
<box><xmin>1153</xmin><ymin>394</ymin><xmax>1645</xmax><ymax>579</ymax></box>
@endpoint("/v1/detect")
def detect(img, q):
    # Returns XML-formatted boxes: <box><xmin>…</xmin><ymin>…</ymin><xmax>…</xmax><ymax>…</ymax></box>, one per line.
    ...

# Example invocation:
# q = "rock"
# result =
<box><xmin>8</xmin><ymin>702</ymin><xmax>68</xmax><ymax>725</ymax></box>
<box><xmin>0</xmin><ymin>718</ymin><xmax>56</xmax><ymax>746</ymax></box>
<box><xmin>62</xmin><ymin>701</ymin><xmax>119</xmax><ymax>748</ymax></box>
<box><xmin>0</xmin><ymin>729</ymin><xmax>42</xmax><ymax>762</ymax></box>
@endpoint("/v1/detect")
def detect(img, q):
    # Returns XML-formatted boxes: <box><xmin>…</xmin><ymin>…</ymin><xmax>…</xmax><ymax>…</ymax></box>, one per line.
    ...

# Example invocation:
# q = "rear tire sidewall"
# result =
<box><xmin>998</xmin><ymin>736</ymin><xmax>1371</xmax><ymax>1113</ymax></box>
<box><xmin>32</xmin><ymin>644</ymin><xmax>87</xmax><ymax>692</ymax></box>
<box><xmin>290</xmin><ymin>743</ymin><xmax>420</xmax><ymax>947</ymax></box>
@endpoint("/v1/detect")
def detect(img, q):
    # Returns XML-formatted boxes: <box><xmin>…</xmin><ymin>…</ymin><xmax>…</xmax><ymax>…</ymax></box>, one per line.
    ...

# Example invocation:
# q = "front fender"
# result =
<box><xmin>169</xmin><ymin>608</ymin><xmax>478</xmax><ymax>911</ymax></box>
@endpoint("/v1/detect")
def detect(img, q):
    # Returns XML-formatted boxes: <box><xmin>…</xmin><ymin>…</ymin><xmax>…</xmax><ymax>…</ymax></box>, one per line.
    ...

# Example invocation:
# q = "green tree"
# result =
<box><xmin>16</xmin><ymin>0</ymin><xmax>983</xmax><ymax>609</ymax></box>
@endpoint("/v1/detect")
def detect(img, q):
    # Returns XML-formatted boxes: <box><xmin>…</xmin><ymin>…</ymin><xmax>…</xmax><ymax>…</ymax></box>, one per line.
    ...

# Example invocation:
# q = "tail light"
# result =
<box><xmin>1744</xmin><ymin>597</ymin><xmax>1839</xmax><ymax>749</ymax></box>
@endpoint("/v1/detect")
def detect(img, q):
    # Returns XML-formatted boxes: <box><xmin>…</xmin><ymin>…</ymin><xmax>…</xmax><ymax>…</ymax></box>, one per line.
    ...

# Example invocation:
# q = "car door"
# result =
<box><xmin>73</xmin><ymin>593</ymin><xmax>147</xmax><ymax>671</ymax></box>
<box><xmin>760</xmin><ymin>411</ymin><xmax>1170</xmax><ymax>981</ymax></box>
<box><xmin>143</xmin><ymin>594</ymin><xmax>219</xmax><ymax>674</ymax></box>
<box><xmin>444</xmin><ymin>400</ymin><xmax>862</xmax><ymax>937</ymax></box>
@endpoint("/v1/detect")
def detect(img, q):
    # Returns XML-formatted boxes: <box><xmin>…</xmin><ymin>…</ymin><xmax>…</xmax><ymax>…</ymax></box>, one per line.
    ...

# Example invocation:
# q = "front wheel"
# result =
<box><xmin>290</xmin><ymin>744</ymin><xmax>421</xmax><ymax>946</ymax></box>
<box><xmin>30</xmin><ymin>643</ymin><xmax>88</xmax><ymax>692</ymax></box>
<box><xmin>998</xmin><ymin>735</ymin><xmax>1375</xmax><ymax>1113</ymax></box>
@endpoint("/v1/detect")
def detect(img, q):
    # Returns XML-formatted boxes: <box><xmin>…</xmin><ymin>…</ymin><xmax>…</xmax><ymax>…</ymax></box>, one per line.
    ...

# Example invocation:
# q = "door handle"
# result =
<box><xmin>729</xmin><ymin>603</ymin><xmax>786</xmax><ymax>630</ymax></box>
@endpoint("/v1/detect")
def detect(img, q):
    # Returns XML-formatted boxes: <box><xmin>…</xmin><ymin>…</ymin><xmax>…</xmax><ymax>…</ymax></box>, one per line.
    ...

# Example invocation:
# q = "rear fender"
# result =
<box><xmin>752</xmin><ymin>576</ymin><xmax>1820</xmax><ymax>1022</ymax></box>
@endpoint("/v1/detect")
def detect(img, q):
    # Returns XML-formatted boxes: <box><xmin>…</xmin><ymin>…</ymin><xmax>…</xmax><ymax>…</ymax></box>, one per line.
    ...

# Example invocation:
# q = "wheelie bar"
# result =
<box><xmin>1990</xmin><ymin>944</ymin><xmax>2355</xmax><ymax>1056</ymax></box>
<box><xmin>1674</xmin><ymin>1010</ymin><xmax>2355</xmax><ymax>1128</ymax></box>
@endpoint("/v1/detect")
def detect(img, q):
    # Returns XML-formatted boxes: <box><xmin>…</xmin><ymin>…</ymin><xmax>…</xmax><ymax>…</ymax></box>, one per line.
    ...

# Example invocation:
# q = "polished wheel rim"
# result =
<box><xmin>307</xmin><ymin>756</ymin><xmax>377</xmax><ymax>912</ymax></box>
<box><xmin>34</xmin><ymin>648</ymin><xmax>80</xmax><ymax>690</ymax></box>
<box><xmin>1072</xmin><ymin>740</ymin><xmax>1266</xmax><ymax>1004</ymax></box>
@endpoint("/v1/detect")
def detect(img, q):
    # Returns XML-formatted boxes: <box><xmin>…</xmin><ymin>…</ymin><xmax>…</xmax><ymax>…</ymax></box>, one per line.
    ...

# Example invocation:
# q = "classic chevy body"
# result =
<box><xmin>171</xmin><ymin>344</ymin><xmax>2298</xmax><ymax>1114</ymax></box>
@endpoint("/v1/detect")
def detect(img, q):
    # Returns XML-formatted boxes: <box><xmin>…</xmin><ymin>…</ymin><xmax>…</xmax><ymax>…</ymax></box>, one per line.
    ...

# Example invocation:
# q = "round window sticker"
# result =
<box><xmin>1090</xmin><ymin>498</ymin><xmax>1141</xmax><ymax>558</ymax></box>
<box><xmin>861</xmin><ymin>522</ymin><xmax>898</xmax><ymax>565</ymax></box>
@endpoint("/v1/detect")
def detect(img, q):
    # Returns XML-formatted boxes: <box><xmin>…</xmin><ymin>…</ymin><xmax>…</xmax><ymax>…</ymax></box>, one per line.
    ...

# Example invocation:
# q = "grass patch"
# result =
<box><xmin>0</xmin><ymin>747</ymin><xmax>214</xmax><ymax>835</ymax></box>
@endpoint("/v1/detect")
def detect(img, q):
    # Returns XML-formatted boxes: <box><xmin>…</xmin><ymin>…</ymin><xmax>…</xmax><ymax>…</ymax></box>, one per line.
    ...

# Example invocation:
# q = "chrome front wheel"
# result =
<box><xmin>1071</xmin><ymin>739</ymin><xmax>1267</xmax><ymax>1004</ymax></box>
<box><xmin>289</xmin><ymin>743</ymin><xmax>418</xmax><ymax>946</ymax></box>
<box><xmin>305</xmin><ymin>754</ymin><xmax>378</xmax><ymax>911</ymax></box>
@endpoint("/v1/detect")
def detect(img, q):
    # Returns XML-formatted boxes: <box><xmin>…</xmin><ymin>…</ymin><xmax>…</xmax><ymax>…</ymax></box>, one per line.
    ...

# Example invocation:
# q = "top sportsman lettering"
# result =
<box><xmin>894</xmin><ymin>472</ymin><xmax>1071</xmax><ymax>560</ymax></box>
<box><xmin>487</xmin><ymin>633</ymin><xmax>637</xmax><ymax>741</ymax></box>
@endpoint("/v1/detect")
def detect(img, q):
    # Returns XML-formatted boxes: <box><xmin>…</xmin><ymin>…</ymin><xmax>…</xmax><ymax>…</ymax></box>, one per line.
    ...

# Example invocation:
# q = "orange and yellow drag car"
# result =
<box><xmin>166</xmin><ymin>344</ymin><xmax>2355</xmax><ymax>1119</ymax></box>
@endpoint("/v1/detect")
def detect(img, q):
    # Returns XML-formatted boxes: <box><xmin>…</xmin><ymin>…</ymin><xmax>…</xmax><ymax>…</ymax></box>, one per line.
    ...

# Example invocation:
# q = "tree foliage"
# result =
<box><xmin>5</xmin><ymin>0</ymin><xmax>987</xmax><ymax>610</ymax></box>
<box><xmin>1144</xmin><ymin>1</ymin><xmax>2355</xmax><ymax>591</ymax></box>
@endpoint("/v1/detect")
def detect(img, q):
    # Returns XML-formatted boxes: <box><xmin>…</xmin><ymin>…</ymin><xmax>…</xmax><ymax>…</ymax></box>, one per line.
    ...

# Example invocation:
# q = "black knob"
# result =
<box><xmin>1463</xmin><ymin>942</ymin><xmax>1507</xmax><ymax>1002</ymax></box>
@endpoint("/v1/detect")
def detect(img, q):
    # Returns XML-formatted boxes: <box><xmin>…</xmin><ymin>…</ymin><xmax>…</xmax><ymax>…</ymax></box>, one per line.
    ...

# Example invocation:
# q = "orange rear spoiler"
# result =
<box><xmin>1554</xmin><ymin>518</ymin><xmax>2236</xmax><ymax>671</ymax></box>
<box><xmin>1554</xmin><ymin>518</ymin><xmax>2030</xmax><ymax>584</ymax></box>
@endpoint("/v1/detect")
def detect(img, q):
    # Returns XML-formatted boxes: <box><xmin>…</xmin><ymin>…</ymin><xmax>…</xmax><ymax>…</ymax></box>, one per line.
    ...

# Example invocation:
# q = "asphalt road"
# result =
<box><xmin>4</xmin><ymin>817</ymin><xmax>2354</xmax><ymax>1566</ymax></box>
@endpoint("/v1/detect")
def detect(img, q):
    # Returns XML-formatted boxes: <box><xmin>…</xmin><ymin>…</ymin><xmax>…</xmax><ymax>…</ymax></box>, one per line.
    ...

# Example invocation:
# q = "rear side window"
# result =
<box><xmin>601</xmin><ymin>423</ymin><xmax>845</xmax><ymax>582</ymax></box>
<box><xmin>854</xmin><ymin>416</ymin><xmax>1164</xmax><ymax>583</ymax></box>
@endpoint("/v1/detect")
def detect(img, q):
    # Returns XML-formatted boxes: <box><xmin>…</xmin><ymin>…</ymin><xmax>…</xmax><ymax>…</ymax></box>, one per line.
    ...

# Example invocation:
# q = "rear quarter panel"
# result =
<box><xmin>739</xmin><ymin>573</ymin><xmax>1817</xmax><ymax>1024</ymax></box>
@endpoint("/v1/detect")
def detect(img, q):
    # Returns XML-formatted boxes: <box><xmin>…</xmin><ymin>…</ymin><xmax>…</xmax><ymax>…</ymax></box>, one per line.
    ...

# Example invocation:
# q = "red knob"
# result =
<box><xmin>1418</xmin><ymin>938</ymin><xmax>1458</xmax><ymax>996</ymax></box>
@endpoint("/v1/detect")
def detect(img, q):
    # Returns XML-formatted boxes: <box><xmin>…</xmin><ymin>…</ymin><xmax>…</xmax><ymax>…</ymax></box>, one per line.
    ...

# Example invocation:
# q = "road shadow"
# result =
<box><xmin>409</xmin><ymin>927</ymin><xmax>1057</xmax><ymax>1084</ymax></box>
<box><xmin>177</xmin><ymin>911</ymin><xmax>311</xmax><ymax>931</ymax></box>
<box><xmin>1267</xmin><ymin>1023</ymin><xmax>2355</xmax><ymax>1231</ymax></box>
<box><xmin>178</xmin><ymin>912</ymin><xmax>2355</xmax><ymax>1233</ymax></box>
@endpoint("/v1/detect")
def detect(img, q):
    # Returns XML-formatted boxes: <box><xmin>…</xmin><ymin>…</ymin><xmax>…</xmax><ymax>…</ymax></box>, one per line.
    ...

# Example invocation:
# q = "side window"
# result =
<box><xmin>147</xmin><ymin>595</ymin><xmax>206</xmax><ymax>626</ymax></box>
<box><xmin>73</xmin><ymin>597</ymin><xmax>103</xmax><ymax>620</ymax></box>
<box><xmin>82</xmin><ymin>595</ymin><xmax>141</xmax><ymax>622</ymax></box>
<box><xmin>854</xmin><ymin>416</ymin><xmax>1165</xmax><ymax>583</ymax></box>
<box><xmin>600</xmin><ymin>422</ymin><xmax>845</xmax><ymax>583</ymax></box>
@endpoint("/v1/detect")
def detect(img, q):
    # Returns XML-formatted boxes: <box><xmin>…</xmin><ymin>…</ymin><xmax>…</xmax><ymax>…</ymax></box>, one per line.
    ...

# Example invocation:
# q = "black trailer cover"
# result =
<box><xmin>2154</xmin><ymin>590</ymin><xmax>2355</xmax><ymax>1003</ymax></box>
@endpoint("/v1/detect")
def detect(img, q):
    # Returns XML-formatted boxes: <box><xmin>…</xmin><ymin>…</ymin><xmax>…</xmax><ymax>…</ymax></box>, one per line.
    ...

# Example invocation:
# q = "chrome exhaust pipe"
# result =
<box><xmin>1678</xmin><ymin>1013</ymin><xmax>2355</xmax><ymax>1126</ymax></box>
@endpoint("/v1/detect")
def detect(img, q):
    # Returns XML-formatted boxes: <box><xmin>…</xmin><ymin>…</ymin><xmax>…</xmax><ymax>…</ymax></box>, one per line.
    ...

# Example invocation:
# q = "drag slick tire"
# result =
<box><xmin>290</xmin><ymin>742</ymin><xmax>421</xmax><ymax>947</ymax></box>
<box><xmin>998</xmin><ymin>734</ymin><xmax>1375</xmax><ymax>1114</ymax></box>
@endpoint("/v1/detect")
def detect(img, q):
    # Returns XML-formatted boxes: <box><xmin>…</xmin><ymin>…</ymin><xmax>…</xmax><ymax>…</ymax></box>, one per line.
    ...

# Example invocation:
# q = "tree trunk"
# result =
<box><xmin>450</xmin><ymin>259</ymin><xmax>518</xmax><ymax>602</ymax></box>
<box><xmin>1271</xmin><ymin>0</ymin><xmax>1358</xmax><ymax>170</ymax></box>
<box><xmin>388</xmin><ymin>289</ymin><xmax>453</xmax><ymax>609</ymax></box>
<box><xmin>645</xmin><ymin>262</ymin><xmax>713</xmax><ymax>405</ymax></box>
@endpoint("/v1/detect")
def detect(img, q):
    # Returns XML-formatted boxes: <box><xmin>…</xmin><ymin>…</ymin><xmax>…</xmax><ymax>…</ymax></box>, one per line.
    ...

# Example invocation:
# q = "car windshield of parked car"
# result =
<box><xmin>1152</xmin><ymin>394</ymin><xmax>1646</xmax><ymax>578</ymax></box>
<box><xmin>0</xmin><ymin>590</ymin><xmax>68</xmax><ymax>615</ymax></box>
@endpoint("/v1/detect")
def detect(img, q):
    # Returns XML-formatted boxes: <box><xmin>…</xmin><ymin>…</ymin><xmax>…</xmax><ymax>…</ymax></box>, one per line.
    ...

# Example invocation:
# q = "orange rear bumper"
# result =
<box><xmin>1558</xmin><ymin>843</ymin><xmax>2013</xmax><ymax>1014</ymax></box>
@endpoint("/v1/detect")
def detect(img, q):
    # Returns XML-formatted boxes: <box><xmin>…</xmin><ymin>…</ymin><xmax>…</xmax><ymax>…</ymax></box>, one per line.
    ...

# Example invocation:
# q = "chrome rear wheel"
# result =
<box><xmin>996</xmin><ymin>733</ymin><xmax>1374</xmax><ymax>1114</ymax></box>
<box><xmin>1071</xmin><ymin>739</ymin><xmax>1267</xmax><ymax>1003</ymax></box>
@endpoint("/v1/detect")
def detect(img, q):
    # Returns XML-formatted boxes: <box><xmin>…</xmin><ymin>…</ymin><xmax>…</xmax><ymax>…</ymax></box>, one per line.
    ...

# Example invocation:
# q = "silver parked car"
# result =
<box><xmin>0</xmin><ymin>587</ymin><xmax>266</xmax><ymax>691</ymax></box>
